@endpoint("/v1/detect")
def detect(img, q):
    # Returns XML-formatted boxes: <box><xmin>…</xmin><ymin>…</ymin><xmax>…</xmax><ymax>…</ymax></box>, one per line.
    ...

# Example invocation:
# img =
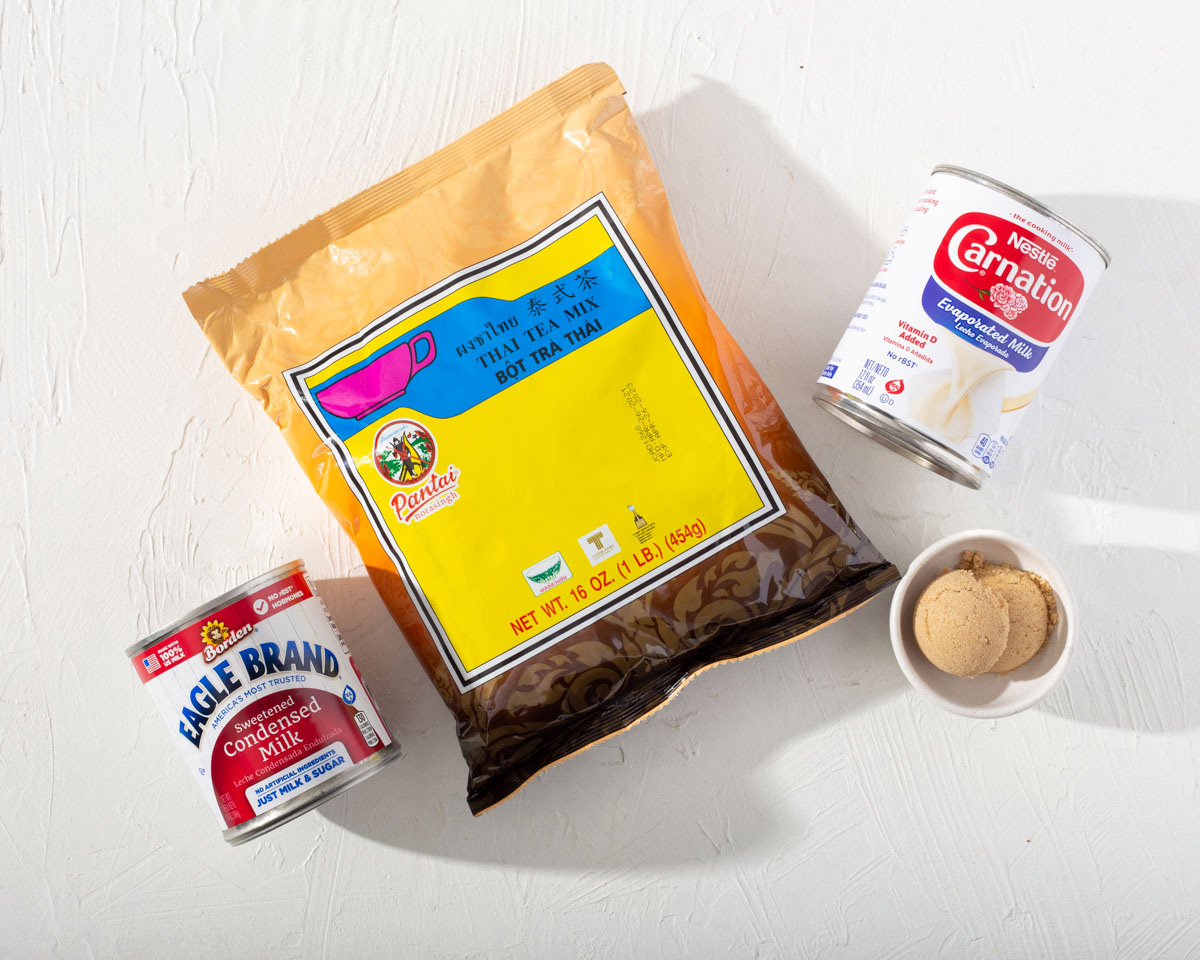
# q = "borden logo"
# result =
<box><xmin>932</xmin><ymin>212</ymin><xmax>1085</xmax><ymax>344</ymax></box>
<box><xmin>201</xmin><ymin>620</ymin><xmax>230</xmax><ymax>646</ymax></box>
<box><xmin>201</xmin><ymin>619</ymin><xmax>253</xmax><ymax>662</ymax></box>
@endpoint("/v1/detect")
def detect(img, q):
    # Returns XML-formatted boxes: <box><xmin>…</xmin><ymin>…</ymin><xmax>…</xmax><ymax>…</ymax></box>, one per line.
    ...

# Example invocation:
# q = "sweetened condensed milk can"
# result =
<box><xmin>127</xmin><ymin>560</ymin><xmax>399</xmax><ymax>844</ymax></box>
<box><xmin>815</xmin><ymin>165</ymin><xmax>1109</xmax><ymax>488</ymax></box>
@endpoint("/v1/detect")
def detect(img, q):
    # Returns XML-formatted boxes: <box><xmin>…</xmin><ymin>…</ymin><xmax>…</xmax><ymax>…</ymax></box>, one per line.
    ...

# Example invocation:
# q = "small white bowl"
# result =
<box><xmin>889</xmin><ymin>528</ymin><xmax>1076</xmax><ymax>718</ymax></box>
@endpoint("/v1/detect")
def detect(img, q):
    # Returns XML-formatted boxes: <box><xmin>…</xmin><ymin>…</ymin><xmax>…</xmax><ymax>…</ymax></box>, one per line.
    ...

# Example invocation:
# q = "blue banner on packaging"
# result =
<box><xmin>309</xmin><ymin>245</ymin><xmax>652</xmax><ymax>441</ymax></box>
<box><xmin>921</xmin><ymin>277</ymin><xmax>1048</xmax><ymax>373</ymax></box>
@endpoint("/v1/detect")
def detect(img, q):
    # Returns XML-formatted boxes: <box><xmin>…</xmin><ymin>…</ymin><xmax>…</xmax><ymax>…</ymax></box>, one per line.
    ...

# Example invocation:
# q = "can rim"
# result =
<box><xmin>932</xmin><ymin>164</ymin><xmax>1111</xmax><ymax>268</ymax></box>
<box><xmin>125</xmin><ymin>559</ymin><xmax>307</xmax><ymax>657</ymax></box>
<box><xmin>223</xmin><ymin>739</ymin><xmax>401</xmax><ymax>845</ymax></box>
<box><xmin>813</xmin><ymin>388</ymin><xmax>985</xmax><ymax>490</ymax></box>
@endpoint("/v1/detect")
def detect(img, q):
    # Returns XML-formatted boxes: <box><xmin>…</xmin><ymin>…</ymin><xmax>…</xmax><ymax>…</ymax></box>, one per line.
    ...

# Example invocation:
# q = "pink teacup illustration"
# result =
<box><xmin>316</xmin><ymin>330</ymin><xmax>436</xmax><ymax>420</ymax></box>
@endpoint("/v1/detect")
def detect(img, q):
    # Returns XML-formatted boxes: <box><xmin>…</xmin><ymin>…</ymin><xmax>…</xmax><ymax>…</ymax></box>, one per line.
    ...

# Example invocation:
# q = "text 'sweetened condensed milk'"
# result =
<box><xmin>815</xmin><ymin>165</ymin><xmax>1109</xmax><ymax>488</ymax></box>
<box><xmin>127</xmin><ymin>561</ymin><xmax>398</xmax><ymax>844</ymax></box>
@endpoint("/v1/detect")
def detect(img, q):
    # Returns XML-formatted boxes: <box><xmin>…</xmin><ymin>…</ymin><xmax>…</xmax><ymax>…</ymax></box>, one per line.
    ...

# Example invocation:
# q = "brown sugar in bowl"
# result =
<box><xmin>889</xmin><ymin>529</ymin><xmax>1076</xmax><ymax>718</ymax></box>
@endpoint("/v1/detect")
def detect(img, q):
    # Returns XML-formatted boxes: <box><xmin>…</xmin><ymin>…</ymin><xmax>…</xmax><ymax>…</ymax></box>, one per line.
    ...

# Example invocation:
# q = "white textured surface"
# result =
<box><xmin>3</xmin><ymin>1</ymin><xmax>1199</xmax><ymax>956</ymax></box>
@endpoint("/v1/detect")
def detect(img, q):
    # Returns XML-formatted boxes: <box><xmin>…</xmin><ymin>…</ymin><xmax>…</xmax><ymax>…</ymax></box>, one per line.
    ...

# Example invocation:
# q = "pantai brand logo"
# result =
<box><xmin>201</xmin><ymin>619</ymin><xmax>253</xmax><ymax>663</ymax></box>
<box><xmin>933</xmin><ymin>212</ymin><xmax>1085</xmax><ymax>343</ymax></box>
<box><xmin>375</xmin><ymin>419</ymin><xmax>461</xmax><ymax>523</ymax></box>
<box><xmin>388</xmin><ymin>465</ymin><xmax>461</xmax><ymax>524</ymax></box>
<box><xmin>374</xmin><ymin>419</ymin><xmax>437</xmax><ymax>486</ymax></box>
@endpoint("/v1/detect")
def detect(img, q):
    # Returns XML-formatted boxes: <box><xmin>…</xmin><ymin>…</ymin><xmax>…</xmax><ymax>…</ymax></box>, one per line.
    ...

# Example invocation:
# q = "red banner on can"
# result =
<box><xmin>132</xmin><ymin>573</ymin><xmax>313</xmax><ymax>682</ymax></box>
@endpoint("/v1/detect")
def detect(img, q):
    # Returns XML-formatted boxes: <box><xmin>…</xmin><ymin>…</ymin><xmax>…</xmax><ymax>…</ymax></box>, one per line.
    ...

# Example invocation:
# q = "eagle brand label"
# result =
<box><xmin>818</xmin><ymin>168</ymin><xmax>1107</xmax><ymax>478</ymax></box>
<box><xmin>131</xmin><ymin>565</ymin><xmax>393</xmax><ymax>833</ymax></box>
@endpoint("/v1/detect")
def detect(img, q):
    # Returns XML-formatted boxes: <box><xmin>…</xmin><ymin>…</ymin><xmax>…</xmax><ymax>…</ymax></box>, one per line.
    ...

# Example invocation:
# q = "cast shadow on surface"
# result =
<box><xmin>1031</xmin><ymin>194</ymin><xmax>1200</xmax><ymax>734</ymax></box>
<box><xmin>314</xmin><ymin>80</ymin><xmax>905</xmax><ymax>867</ymax></box>
<box><xmin>317</xmin><ymin>574</ymin><xmax>899</xmax><ymax>869</ymax></box>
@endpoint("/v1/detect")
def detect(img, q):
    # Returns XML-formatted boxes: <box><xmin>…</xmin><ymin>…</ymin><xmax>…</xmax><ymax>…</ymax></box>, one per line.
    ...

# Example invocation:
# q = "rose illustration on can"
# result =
<box><xmin>989</xmin><ymin>282</ymin><xmax>1029</xmax><ymax>322</ymax></box>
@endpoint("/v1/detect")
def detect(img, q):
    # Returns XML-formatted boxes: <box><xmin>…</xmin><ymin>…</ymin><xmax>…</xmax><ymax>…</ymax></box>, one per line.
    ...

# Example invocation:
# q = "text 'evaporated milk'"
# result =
<box><xmin>814</xmin><ymin>165</ymin><xmax>1109</xmax><ymax>489</ymax></box>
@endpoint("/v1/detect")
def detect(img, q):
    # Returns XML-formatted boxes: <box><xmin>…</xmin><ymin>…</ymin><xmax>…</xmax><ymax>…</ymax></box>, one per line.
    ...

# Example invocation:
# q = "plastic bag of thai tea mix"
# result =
<box><xmin>183</xmin><ymin>63</ymin><xmax>898</xmax><ymax>813</ymax></box>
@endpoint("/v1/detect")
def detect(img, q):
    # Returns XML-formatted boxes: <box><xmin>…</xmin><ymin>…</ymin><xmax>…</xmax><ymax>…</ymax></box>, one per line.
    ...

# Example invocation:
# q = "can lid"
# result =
<box><xmin>125</xmin><ymin>559</ymin><xmax>307</xmax><ymax>658</ymax></box>
<box><xmin>932</xmin><ymin>164</ymin><xmax>1111</xmax><ymax>268</ymax></box>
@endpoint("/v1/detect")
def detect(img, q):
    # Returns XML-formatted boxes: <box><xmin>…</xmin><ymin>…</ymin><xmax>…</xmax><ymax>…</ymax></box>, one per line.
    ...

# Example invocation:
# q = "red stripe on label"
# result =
<box><xmin>132</xmin><ymin>573</ymin><xmax>313</xmax><ymax>682</ymax></box>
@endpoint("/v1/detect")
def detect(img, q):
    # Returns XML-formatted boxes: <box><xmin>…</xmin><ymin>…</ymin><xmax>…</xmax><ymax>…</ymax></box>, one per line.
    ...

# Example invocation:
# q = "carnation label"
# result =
<box><xmin>815</xmin><ymin>165</ymin><xmax>1108</xmax><ymax>488</ymax></box>
<box><xmin>128</xmin><ymin>561</ymin><xmax>398</xmax><ymax>844</ymax></box>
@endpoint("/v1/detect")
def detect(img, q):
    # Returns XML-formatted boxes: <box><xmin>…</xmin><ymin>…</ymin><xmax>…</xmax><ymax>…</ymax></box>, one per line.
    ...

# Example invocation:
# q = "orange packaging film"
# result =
<box><xmin>184</xmin><ymin>63</ymin><xmax>898</xmax><ymax>812</ymax></box>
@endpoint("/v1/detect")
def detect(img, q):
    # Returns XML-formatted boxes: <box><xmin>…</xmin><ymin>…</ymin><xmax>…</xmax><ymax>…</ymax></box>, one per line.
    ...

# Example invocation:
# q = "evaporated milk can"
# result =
<box><xmin>815</xmin><ymin>165</ymin><xmax>1109</xmax><ymax>488</ymax></box>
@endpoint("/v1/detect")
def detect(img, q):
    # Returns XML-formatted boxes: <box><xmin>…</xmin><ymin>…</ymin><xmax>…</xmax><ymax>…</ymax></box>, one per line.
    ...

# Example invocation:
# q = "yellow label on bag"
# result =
<box><xmin>287</xmin><ymin>195</ymin><xmax>783</xmax><ymax>690</ymax></box>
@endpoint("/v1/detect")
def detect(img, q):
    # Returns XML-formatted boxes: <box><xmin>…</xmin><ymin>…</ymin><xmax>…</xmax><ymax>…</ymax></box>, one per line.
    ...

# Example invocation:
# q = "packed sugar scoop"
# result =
<box><xmin>913</xmin><ymin>551</ymin><xmax>1058</xmax><ymax>677</ymax></box>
